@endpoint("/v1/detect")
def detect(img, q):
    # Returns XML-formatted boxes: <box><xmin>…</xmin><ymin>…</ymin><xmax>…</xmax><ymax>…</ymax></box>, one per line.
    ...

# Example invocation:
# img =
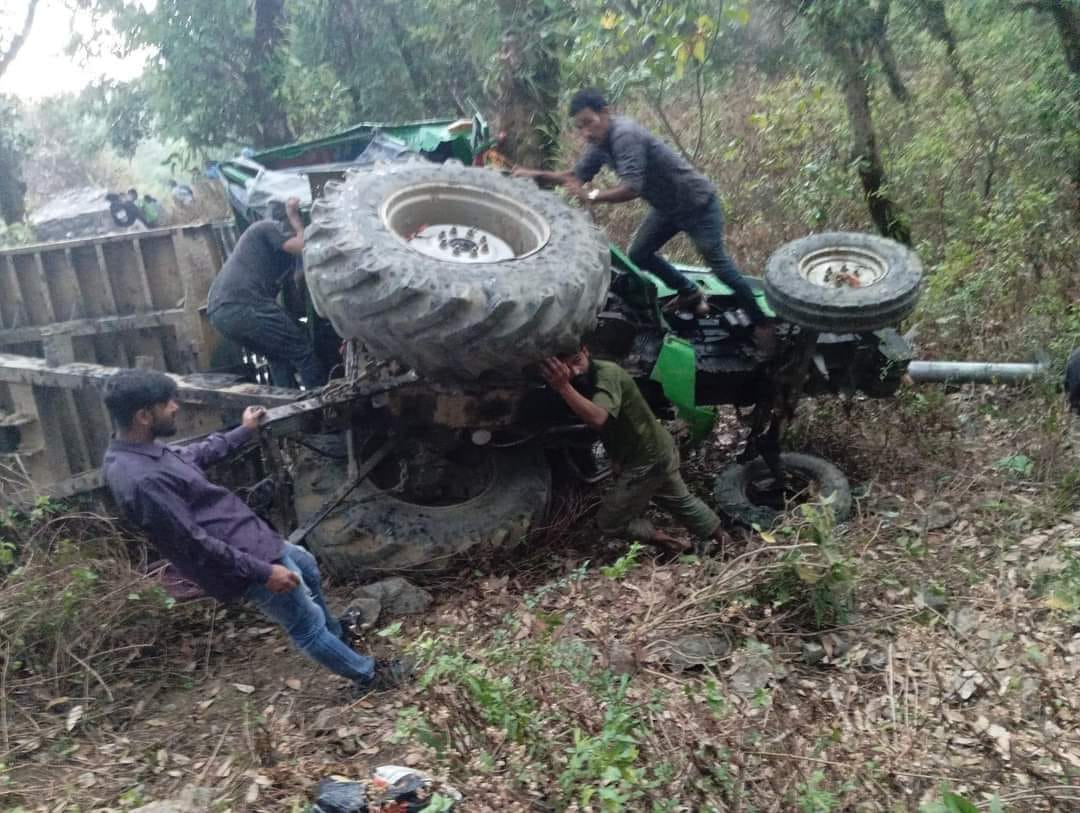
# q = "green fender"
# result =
<box><xmin>650</xmin><ymin>334</ymin><xmax>716</xmax><ymax>444</ymax></box>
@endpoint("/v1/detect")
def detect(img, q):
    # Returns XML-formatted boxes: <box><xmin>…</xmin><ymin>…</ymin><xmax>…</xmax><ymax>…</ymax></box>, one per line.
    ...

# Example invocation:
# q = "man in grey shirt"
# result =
<box><xmin>208</xmin><ymin>197</ymin><xmax>327</xmax><ymax>389</ymax></box>
<box><xmin>514</xmin><ymin>88</ymin><xmax>772</xmax><ymax>347</ymax></box>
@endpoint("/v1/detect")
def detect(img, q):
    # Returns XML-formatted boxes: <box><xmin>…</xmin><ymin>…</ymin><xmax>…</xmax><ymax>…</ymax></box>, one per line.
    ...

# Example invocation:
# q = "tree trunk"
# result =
<box><xmin>1043</xmin><ymin>0</ymin><xmax>1080</xmax><ymax>76</ymax></box>
<box><xmin>0</xmin><ymin>142</ymin><xmax>27</xmax><ymax>225</ymax></box>
<box><xmin>869</xmin><ymin>0</ymin><xmax>910</xmax><ymax>102</ymax></box>
<box><xmin>0</xmin><ymin>0</ymin><xmax>40</xmax><ymax>80</ymax></box>
<box><xmin>1040</xmin><ymin>0</ymin><xmax>1080</xmax><ymax>214</ymax></box>
<box><xmin>247</xmin><ymin>0</ymin><xmax>294</xmax><ymax>147</ymax></box>
<box><xmin>830</xmin><ymin>39</ymin><xmax>912</xmax><ymax>244</ymax></box>
<box><xmin>492</xmin><ymin>0</ymin><xmax>561</xmax><ymax>168</ymax></box>
<box><xmin>916</xmin><ymin>0</ymin><xmax>1002</xmax><ymax>199</ymax></box>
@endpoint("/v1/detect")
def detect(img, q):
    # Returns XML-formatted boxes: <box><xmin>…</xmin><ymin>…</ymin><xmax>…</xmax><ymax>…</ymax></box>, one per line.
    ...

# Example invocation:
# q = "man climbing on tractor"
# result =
<box><xmin>513</xmin><ymin>87</ymin><xmax>774</xmax><ymax>352</ymax></box>
<box><xmin>207</xmin><ymin>197</ymin><xmax>328</xmax><ymax>390</ymax></box>
<box><xmin>540</xmin><ymin>345</ymin><xmax>733</xmax><ymax>553</ymax></box>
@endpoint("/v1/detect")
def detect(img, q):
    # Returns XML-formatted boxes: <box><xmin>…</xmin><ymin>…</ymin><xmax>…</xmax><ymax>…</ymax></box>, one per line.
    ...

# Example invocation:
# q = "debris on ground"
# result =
<box><xmin>4</xmin><ymin>389</ymin><xmax>1080</xmax><ymax>809</ymax></box>
<box><xmin>354</xmin><ymin>577</ymin><xmax>434</xmax><ymax>616</ymax></box>
<box><xmin>650</xmin><ymin>632</ymin><xmax>731</xmax><ymax>672</ymax></box>
<box><xmin>131</xmin><ymin>786</ymin><xmax>213</xmax><ymax>813</ymax></box>
<box><xmin>311</xmin><ymin>766</ymin><xmax>461</xmax><ymax>812</ymax></box>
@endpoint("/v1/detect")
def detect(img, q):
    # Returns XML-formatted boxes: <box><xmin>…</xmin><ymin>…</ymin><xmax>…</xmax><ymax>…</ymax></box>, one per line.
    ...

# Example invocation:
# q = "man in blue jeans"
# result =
<box><xmin>102</xmin><ymin>369</ymin><xmax>409</xmax><ymax>693</ymax></box>
<box><xmin>207</xmin><ymin>197</ymin><xmax>328</xmax><ymax>390</ymax></box>
<box><xmin>513</xmin><ymin>88</ymin><xmax>774</xmax><ymax>350</ymax></box>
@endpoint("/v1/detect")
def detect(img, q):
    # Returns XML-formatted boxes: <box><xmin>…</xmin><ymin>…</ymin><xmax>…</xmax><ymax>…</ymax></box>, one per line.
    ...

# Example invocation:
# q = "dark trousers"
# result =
<box><xmin>209</xmin><ymin>300</ymin><xmax>327</xmax><ymax>390</ymax></box>
<box><xmin>627</xmin><ymin>195</ymin><xmax>767</xmax><ymax>323</ymax></box>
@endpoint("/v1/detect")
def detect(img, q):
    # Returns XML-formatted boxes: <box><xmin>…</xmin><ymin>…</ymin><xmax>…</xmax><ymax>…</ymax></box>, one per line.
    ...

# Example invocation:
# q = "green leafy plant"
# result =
<box><xmin>993</xmin><ymin>454</ymin><xmax>1035</xmax><ymax>477</ymax></box>
<box><xmin>601</xmin><ymin>541</ymin><xmax>645</xmax><ymax>580</ymax></box>
<box><xmin>795</xmin><ymin>770</ymin><xmax>838</xmax><ymax>813</ymax></box>
<box><xmin>758</xmin><ymin>501</ymin><xmax>855</xmax><ymax>629</ymax></box>
<box><xmin>558</xmin><ymin>675</ymin><xmax>653</xmax><ymax>811</ymax></box>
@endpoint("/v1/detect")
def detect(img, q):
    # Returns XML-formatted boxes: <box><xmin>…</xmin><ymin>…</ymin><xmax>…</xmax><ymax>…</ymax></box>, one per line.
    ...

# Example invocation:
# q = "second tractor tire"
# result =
<box><xmin>764</xmin><ymin>232</ymin><xmax>922</xmax><ymax>333</ymax></box>
<box><xmin>713</xmin><ymin>452</ymin><xmax>853</xmax><ymax>529</ymax></box>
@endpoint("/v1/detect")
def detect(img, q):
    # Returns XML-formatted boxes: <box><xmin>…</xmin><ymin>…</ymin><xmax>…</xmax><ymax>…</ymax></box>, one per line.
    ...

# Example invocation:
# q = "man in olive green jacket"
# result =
<box><xmin>540</xmin><ymin>346</ymin><xmax>730</xmax><ymax>552</ymax></box>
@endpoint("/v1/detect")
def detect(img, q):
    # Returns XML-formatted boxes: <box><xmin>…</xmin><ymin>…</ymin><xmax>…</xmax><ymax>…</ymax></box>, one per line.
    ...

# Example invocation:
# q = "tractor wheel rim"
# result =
<box><xmin>797</xmin><ymin>247</ymin><xmax>889</xmax><ymax>289</ymax></box>
<box><xmin>381</xmin><ymin>182</ymin><xmax>551</xmax><ymax>264</ymax></box>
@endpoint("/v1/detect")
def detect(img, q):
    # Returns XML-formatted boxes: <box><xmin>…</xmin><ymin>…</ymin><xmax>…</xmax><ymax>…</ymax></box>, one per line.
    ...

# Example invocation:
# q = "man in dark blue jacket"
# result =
<box><xmin>102</xmin><ymin>369</ymin><xmax>407</xmax><ymax>693</ymax></box>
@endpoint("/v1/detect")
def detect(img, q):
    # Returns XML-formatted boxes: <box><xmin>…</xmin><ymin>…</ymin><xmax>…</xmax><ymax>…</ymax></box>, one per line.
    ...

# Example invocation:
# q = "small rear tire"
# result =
<box><xmin>713</xmin><ymin>452</ymin><xmax>852</xmax><ymax>529</ymax></box>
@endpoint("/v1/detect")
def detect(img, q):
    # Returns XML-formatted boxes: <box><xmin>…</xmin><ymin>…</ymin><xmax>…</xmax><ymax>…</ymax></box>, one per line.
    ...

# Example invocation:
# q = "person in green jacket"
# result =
<box><xmin>540</xmin><ymin>345</ymin><xmax>731</xmax><ymax>552</ymax></box>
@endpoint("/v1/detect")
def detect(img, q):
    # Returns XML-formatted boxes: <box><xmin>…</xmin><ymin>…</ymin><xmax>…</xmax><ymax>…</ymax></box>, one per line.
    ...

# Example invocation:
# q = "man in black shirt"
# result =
<box><xmin>208</xmin><ymin>198</ymin><xmax>327</xmax><ymax>389</ymax></box>
<box><xmin>514</xmin><ymin>88</ymin><xmax>772</xmax><ymax>348</ymax></box>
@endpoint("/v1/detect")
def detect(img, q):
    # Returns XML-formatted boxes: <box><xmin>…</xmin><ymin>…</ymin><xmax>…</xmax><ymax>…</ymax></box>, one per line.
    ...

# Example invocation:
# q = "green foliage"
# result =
<box><xmin>748</xmin><ymin>76</ymin><xmax>860</xmax><ymax>228</ymax></box>
<box><xmin>759</xmin><ymin>500</ymin><xmax>855</xmax><ymax>629</ymax></box>
<box><xmin>88</xmin><ymin>0</ymin><xmax>293</xmax><ymax>149</ymax></box>
<box><xmin>523</xmin><ymin>560</ymin><xmax>590</xmax><ymax>609</ymax></box>
<box><xmin>559</xmin><ymin>675</ymin><xmax>653</xmax><ymax>810</ymax></box>
<box><xmin>76</xmin><ymin>80</ymin><xmax>154</xmax><ymax>157</ymax></box>
<box><xmin>920</xmin><ymin>787</ymin><xmax>983</xmax><ymax>813</ymax></box>
<box><xmin>0</xmin><ymin>93</ymin><xmax>29</xmax><ymax>225</ymax></box>
<box><xmin>285</xmin><ymin>0</ymin><xmax>491</xmax><ymax>129</ymax></box>
<box><xmin>412</xmin><ymin>634</ymin><xmax>545</xmax><ymax>743</ymax></box>
<box><xmin>992</xmin><ymin>454</ymin><xmax>1035</xmax><ymax>478</ymax></box>
<box><xmin>795</xmin><ymin>770</ymin><xmax>839</xmax><ymax>813</ymax></box>
<box><xmin>276</xmin><ymin>61</ymin><xmax>357</xmax><ymax>140</ymax></box>
<box><xmin>401</xmin><ymin>612</ymin><xmax>686</xmax><ymax>808</ymax></box>
<box><xmin>601</xmin><ymin>541</ymin><xmax>644</xmax><ymax>580</ymax></box>
<box><xmin>566</xmin><ymin>0</ymin><xmax>750</xmax><ymax>92</ymax></box>
<box><xmin>1031</xmin><ymin>549</ymin><xmax>1080</xmax><ymax>613</ymax></box>
<box><xmin>376</xmin><ymin>621</ymin><xmax>403</xmax><ymax>638</ymax></box>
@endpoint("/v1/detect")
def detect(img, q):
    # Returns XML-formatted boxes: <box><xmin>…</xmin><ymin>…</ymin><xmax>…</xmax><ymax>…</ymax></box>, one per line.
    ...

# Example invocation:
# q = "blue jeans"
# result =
<box><xmin>244</xmin><ymin>543</ymin><xmax>374</xmax><ymax>684</ymax></box>
<box><xmin>209</xmin><ymin>300</ymin><xmax>328</xmax><ymax>390</ymax></box>
<box><xmin>628</xmin><ymin>195</ymin><xmax>767</xmax><ymax>323</ymax></box>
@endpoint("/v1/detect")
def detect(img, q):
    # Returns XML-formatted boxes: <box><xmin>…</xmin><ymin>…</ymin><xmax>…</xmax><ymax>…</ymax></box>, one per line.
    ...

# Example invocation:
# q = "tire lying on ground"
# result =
<box><xmin>713</xmin><ymin>452</ymin><xmax>852</xmax><ymax>529</ymax></box>
<box><xmin>303</xmin><ymin>159</ymin><xmax>610</xmax><ymax>381</ymax></box>
<box><xmin>293</xmin><ymin>441</ymin><xmax>551</xmax><ymax>578</ymax></box>
<box><xmin>764</xmin><ymin>232</ymin><xmax>922</xmax><ymax>333</ymax></box>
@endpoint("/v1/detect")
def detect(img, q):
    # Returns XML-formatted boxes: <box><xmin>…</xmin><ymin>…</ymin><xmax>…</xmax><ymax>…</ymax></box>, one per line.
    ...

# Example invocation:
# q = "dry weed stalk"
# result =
<box><xmin>633</xmin><ymin>542</ymin><xmax>813</xmax><ymax>641</ymax></box>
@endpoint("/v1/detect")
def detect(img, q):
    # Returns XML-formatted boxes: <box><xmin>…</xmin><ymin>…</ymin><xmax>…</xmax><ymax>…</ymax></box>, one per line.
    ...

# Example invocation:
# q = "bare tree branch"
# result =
<box><xmin>0</xmin><ymin>0</ymin><xmax>41</xmax><ymax>80</ymax></box>
<box><xmin>868</xmin><ymin>0</ymin><xmax>910</xmax><ymax>102</ymax></box>
<box><xmin>645</xmin><ymin>82</ymin><xmax>699</xmax><ymax>169</ymax></box>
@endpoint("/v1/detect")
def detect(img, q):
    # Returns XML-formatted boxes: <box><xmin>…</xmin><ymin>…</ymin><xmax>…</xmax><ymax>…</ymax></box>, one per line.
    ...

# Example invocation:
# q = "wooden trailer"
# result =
<box><xmin>0</xmin><ymin>222</ymin><xmax>296</xmax><ymax>504</ymax></box>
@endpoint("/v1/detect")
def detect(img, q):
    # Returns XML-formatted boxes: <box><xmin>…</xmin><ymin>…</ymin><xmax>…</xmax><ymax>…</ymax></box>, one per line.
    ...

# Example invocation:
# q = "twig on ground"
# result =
<box><xmin>198</xmin><ymin>723</ymin><xmax>232</xmax><ymax>785</ymax></box>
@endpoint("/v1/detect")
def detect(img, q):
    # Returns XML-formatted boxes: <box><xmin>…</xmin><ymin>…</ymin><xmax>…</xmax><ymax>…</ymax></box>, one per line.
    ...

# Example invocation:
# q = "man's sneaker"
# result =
<box><xmin>354</xmin><ymin>657</ymin><xmax>416</xmax><ymax>694</ymax></box>
<box><xmin>664</xmin><ymin>287</ymin><xmax>709</xmax><ymax>316</ymax></box>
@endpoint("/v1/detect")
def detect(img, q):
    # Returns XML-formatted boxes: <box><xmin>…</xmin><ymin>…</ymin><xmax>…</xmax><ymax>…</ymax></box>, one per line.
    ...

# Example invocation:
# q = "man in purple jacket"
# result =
<box><xmin>102</xmin><ymin>369</ymin><xmax>409</xmax><ymax>693</ymax></box>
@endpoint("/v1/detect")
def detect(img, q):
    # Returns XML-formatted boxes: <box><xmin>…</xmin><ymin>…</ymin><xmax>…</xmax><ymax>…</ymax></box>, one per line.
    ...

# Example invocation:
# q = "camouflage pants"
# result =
<box><xmin>595</xmin><ymin>449</ymin><xmax>721</xmax><ymax>542</ymax></box>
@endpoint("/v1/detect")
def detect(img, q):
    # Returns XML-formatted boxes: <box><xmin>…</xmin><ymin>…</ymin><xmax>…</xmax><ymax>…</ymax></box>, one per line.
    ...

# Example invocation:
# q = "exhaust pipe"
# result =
<box><xmin>906</xmin><ymin>360</ymin><xmax>1050</xmax><ymax>384</ymax></box>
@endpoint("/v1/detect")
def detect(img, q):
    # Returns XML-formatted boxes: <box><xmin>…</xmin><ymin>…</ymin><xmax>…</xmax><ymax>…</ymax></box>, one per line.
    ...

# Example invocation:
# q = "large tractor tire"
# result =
<box><xmin>294</xmin><ymin>437</ymin><xmax>551</xmax><ymax>579</ymax></box>
<box><xmin>713</xmin><ymin>452</ymin><xmax>852</xmax><ymax>529</ymax></box>
<box><xmin>764</xmin><ymin>232</ymin><xmax>922</xmax><ymax>333</ymax></box>
<box><xmin>303</xmin><ymin>160</ymin><xmax>610</xmax><ymax>381</ymax></box>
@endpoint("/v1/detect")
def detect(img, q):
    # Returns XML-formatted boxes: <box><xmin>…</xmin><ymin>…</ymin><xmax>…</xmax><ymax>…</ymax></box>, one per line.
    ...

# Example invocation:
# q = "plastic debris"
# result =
<box><xmin>309</xmin><ymin>765</ymin><xmax>461</xmax><ymax>812</ymax></box>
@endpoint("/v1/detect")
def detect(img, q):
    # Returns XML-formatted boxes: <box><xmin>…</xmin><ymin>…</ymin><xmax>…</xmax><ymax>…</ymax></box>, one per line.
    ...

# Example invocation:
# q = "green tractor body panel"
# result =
<box><xmin>609</xmin><ymin>244</ymin><xmax>773</xmax><ymax>426</ymax></box>
<box><xmin>609</xmin><ymin>244</ymin><xmax>775</xmax><ymax>318</ymax></box>
<box><xmin>650</xmin><ymin>335</ymin><xmax>717</xmax><ymax>442</ymax></box>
